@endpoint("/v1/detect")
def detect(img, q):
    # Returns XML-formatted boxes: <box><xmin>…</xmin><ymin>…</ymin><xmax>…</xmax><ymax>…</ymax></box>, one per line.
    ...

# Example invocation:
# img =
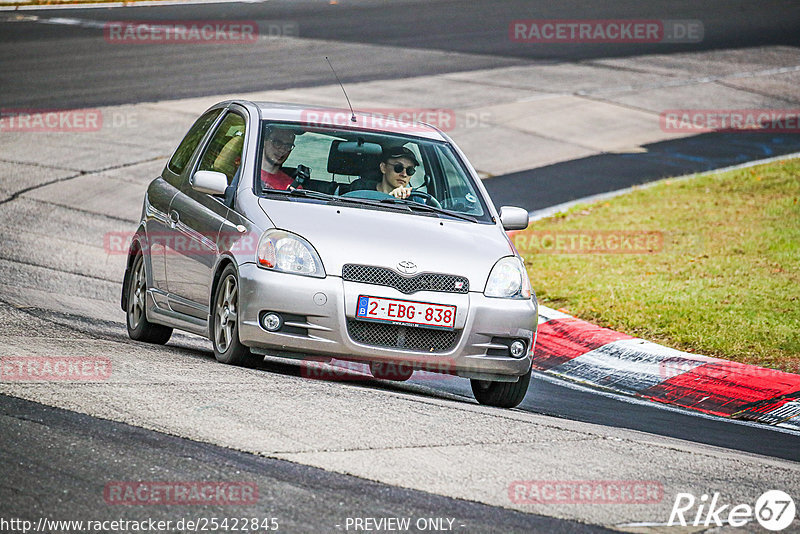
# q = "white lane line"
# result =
<box><xmin>0</xmin><ymin>0</ymin><xmax>262</xmax><ymax>11</ymax></box>
<box><xmin>1</xmin><ymin>13</ymin><xmax>298</xmax><ymax>41</ymax></box>
<box><xmin>38</xmin><ymin>15</ymin><xmax>104</xmax><ymax>27</ymax></box>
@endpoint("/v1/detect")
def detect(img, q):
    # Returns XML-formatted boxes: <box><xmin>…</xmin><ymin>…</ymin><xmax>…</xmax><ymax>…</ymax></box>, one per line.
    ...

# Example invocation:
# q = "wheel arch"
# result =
<box><xmin>208</xmin><ymin>254</ymin><xmax>239</xmax><ymax>338</ymax></box>
<box><xmin>121</xmin><ymin>230</ymin><xmax>147</xmax><ymax>311</ymax></box>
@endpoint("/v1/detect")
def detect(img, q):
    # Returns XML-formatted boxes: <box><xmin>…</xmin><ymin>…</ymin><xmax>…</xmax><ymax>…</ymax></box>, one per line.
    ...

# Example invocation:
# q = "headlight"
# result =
<box><xmin>484</xmin><ymin>256</ymin><xmax>531</xmax><ymax>299</ymax></box>
<box><xmin>256</xmin><ymin>230</ymin><xmax>325</xmax><ymax>278</ymax></box>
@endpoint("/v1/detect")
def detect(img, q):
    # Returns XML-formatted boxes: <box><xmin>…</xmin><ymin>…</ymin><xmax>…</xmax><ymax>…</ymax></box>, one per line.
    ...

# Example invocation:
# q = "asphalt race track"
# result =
<box><xmin>1</xmin><ymin>394</ymin><xmax>607</xmax><ymax>533</ymax></box>
<box><xmin>1</xmin><ymin>0</ymin><xmax>799</xmax><ymax>108</ymax></box>
<box><xmin>1</xmin><ymin>1</ymin><xmax>799</xmax><ymax>532</ymax></box>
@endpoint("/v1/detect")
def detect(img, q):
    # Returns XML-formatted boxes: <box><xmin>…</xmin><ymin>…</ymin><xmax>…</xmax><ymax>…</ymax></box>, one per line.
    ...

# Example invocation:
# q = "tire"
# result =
<box><xmin>211</xmin><ymin>265</ymin><xmax>261</xmax><ymax>367</ymax></box>
<box><xmin>471</xmin><ymin>367</ymin><xmax>531</xmax><ymax>408</ymax></box>
<box><xmin>369</xmin><ymin>361</ymin><xmax>414</xmax><ymax>381</ymax></box>
<box><xmin>126</xmin><ymin>251</ymin><xmax>173</xmax><ymax>344</ymax></box>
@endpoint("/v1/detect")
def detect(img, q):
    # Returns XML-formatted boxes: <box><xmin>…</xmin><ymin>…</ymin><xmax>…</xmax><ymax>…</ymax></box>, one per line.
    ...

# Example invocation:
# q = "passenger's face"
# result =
<box><xmin>380</xmin><ymin>157</ymin><xmax>416</xmax><ymax>190</ymax></box>
<box><xmin>263</xmin><ymin>130</ymin><xmax>296</xmax><ymax>166</ymax></box>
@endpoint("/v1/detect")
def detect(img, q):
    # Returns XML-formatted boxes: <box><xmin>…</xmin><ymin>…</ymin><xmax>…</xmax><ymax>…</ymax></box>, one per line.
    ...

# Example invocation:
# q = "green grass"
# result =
<box><xmin>514</xmin><ymin>158</ymin><xmax>800</xmax><ymax>373</ymax></box>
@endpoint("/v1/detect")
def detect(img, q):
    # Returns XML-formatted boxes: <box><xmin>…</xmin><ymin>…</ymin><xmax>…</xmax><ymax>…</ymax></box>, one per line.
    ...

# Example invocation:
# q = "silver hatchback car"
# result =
<box><xmin>122</xmin><ymin>101</ymin><xmax>537</xmax><ymax>408</ymax></box>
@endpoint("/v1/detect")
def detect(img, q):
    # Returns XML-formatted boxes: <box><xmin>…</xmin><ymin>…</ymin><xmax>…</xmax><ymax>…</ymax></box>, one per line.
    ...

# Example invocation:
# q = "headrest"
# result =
<box><xmin>327</xmin><ymin>140</ymin><xmax>381</xmax><ymax>176</ymax></box>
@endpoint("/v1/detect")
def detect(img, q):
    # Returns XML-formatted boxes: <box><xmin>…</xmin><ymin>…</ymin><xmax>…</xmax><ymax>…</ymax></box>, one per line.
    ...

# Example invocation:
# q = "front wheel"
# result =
<box><xmin>471</xmin><ymin>368</ymin><xmax>531</xmax><ymax>408</ymax></box>
<box><xmin>212</xmin><ymin>265</ymin><xmax>261</xmax><ymax>367</ymax></box>
<box><xmin>126</xmin><ymin>251</ymin><xmax>173</xmax><ymax>344</ymax></box>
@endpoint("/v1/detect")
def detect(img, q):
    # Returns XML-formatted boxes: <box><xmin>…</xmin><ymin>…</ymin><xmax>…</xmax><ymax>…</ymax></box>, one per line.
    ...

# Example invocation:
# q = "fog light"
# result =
<box><xmin>262</xmin><ymin>312</ymin><xmax>282</xmax><ymax>332</ymax></box>
<box><xmin>509</xmin><ymin>340</ymin><xmax>526</xmax><ymax>358</ymax></box>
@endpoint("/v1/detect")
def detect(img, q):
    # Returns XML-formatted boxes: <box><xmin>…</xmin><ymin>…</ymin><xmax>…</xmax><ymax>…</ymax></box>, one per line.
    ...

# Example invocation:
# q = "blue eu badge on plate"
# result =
<box><xmin>358</xmin><ymin>296</ymin><xmax>369</xmax><ymax>316</ymax></box>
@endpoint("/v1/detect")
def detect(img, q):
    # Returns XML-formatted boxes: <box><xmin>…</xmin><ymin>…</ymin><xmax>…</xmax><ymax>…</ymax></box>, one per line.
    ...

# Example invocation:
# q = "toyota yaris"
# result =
<box><xmin>122</xmin><ymin>100</ymin><xmax>537</xmax><ymax>408</ymax></box>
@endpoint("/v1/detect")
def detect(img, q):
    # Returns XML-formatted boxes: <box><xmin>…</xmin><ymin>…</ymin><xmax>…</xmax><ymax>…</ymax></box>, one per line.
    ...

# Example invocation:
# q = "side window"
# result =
<box><xmin>167</xmin><ymin>109</ymin><xmax>222</xmax><ymax>175</ymax></box>
<box><xmin>197</xmin><ymin>112</ymin><xmax>247</xmax><ymax>185</ymax></box>
<box><xmin>435</xmin><ymin>146</ymin><xmax>484</xmax><ymax>216</ymax></box>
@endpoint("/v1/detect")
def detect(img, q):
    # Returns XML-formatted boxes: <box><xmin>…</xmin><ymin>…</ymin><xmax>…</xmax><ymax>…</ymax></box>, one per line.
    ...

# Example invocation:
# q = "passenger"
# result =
<box><xmin>261</xmin><ymin>127</ymin><xmax>299</xmax><ymax>190</ymax></box>
<box><xmin>376</xmin><ymin>146</ymin><xmax>418</xmax><ymax>199</ymax></box>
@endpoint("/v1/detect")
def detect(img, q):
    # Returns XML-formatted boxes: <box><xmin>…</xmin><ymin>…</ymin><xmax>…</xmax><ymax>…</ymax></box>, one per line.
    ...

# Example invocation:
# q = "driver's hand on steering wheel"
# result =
<box><xmin>389</xmin><ymin>186</ymin><xmax>411</xmax><ymax>199</ymax></box>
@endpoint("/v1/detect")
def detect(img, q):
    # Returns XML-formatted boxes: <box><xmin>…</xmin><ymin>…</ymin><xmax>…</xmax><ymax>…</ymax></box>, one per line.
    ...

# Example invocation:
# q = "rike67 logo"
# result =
<box><xmin>669</xmin><ymin>490</ymin><xmax>796</xmax><ymax>531</ymax></box>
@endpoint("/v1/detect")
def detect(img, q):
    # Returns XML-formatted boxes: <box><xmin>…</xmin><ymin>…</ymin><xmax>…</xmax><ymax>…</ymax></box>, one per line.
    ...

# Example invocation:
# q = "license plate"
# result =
<box><xmin>356</xmin><ymin>295</ymin><xmax>456</xmax><ymax>330</ymax></box>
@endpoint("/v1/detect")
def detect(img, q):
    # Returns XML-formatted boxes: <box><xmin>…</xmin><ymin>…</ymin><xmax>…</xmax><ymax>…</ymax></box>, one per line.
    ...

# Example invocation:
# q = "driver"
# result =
<box><xmin>376</xmin><ymin>146</ymin><xmax>418</xmax><ymax>199</ymax></box>
<box><xmin>261</xmin><ymin>126</ymin><xmax>299</xmax><ymax>190</ymax></box>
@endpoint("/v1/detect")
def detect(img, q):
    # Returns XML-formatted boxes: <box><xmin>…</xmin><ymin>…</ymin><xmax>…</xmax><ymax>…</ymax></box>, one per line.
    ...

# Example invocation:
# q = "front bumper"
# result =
<box><xmin>237</xmin><ymin>263</ymin><xmax>537</xmax><ymax>381</ymax></box>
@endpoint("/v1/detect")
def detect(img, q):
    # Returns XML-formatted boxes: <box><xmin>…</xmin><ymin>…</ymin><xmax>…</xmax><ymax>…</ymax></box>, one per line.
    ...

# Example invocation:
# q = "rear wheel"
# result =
<box><xmin>212</xmin><ymin>265</ymin><xmax>261</xmax><ymax>367</ymax></box>
<box><xmin>126</xmin><ymin>251</ymin><xmax>173</xmax><ymax>344</ymax></box>
<box><xmin>471</xmin><ymin>368</ymin><xmax>531</xmax><ymax>408</ymax></box>
<box><xmin>369</xmin><ymin>361</ymin><xmax>414</xmax><ymax>381</ymax></box>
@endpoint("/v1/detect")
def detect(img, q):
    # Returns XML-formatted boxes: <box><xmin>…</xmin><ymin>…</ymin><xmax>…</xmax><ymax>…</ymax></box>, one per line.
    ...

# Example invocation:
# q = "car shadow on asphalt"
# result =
<box><xmin>7</xmin><ymin>301</ymin><xmax>483</xmax><ymax>408</ymax></box>
<box><xmin>159</xmin><ymin>334</ymin><xmax>475</xmax><ymax>405</ymax></box>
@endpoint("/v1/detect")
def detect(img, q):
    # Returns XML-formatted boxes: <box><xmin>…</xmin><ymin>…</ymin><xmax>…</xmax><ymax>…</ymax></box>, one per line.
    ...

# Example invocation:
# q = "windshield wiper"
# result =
<box><xmin>260</xmin><ymin>188</ymin><xmax>333</xmax><ymax>201</ymax></box>
<box><xmin>261</xmin><ymin>189</ymin><xmax>478</xmax><ymax>222</ymax></box>
<box><xmin>262</xmin><ymin>188</ymin><xmax>378</xmax><ymax>206</ymax></box>
<box><xmin>262</xmin><ymin>188</ymin><xmax>408</xmax><ymax>210</ymax></box>
<box><xmin>379</xmin><ymin>198</ymin><xmax>478</xmax><ymax>223</ymax></box>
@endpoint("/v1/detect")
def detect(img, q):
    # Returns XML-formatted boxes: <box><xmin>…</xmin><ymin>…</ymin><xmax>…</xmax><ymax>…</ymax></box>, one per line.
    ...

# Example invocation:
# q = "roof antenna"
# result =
<box><xmin>325</xmin><ymin>56</ymin><xmax>357</xmax><ymax>123</ymax></box>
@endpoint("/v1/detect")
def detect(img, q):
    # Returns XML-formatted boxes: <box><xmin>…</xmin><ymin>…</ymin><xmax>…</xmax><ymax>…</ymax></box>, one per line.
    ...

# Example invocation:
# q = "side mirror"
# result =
<box><xmin>191</xmin><ymin>170</ymin><xmax>228</xmax><ymax>195</ymax></box>
<box><xmin>499</xmin><ymin>206</ymin><xmax>529</xmax><ymax>231</ymax></box>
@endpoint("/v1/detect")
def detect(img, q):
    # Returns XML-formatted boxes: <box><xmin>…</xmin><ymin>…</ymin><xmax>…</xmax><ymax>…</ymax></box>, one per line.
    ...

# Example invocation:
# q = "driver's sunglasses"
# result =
<box><xmin>268</xmin><ymin>138</ymin><xmax>295</xmax><ymax>151</ymax></box>
<box><xmin>389</xmin><ymin>162</ymin><xmax>416</xmax><ymax>176</ymax></box>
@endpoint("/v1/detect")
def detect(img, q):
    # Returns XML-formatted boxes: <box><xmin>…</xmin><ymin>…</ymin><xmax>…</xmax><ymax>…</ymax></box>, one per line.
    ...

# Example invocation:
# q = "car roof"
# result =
<box><xmin>249</xmin><ymin>101</ymin><xmax>449</xmax><ymax>141</ymax></box>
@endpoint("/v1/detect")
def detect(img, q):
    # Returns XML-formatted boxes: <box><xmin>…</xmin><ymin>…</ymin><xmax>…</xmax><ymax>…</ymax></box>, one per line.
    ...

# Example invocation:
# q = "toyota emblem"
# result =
<box><xmin>397</xmin><ymin>261</ymin><xmax>417</xmax><ymax>274</ymax></box>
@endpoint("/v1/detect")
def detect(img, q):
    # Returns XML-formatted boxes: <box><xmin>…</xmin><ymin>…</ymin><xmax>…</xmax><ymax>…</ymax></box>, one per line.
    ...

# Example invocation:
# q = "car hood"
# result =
<box><xmin>258</xmin><ymin>198</ymin><xmax>514</xmax><ymax>289</ymax></box>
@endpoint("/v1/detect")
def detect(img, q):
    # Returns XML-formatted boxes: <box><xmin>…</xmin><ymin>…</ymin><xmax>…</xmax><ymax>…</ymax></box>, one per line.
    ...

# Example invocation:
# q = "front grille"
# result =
<box><xmin>347</xmin><ymin>320</ymin><xmax>459</xmax><ymax>352</ymax></box>
<box><xmin>342</xmin><ymin>264</ymin><xmax>469</xmax><ymax>294</ymax></box>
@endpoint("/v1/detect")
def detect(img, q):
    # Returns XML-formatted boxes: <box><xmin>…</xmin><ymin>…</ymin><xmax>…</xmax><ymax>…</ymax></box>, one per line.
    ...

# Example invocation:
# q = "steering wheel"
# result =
<box><xmin>408</xmin><ymin>191</ymin><xmax>442</xmax><ymax>208</ymax></box>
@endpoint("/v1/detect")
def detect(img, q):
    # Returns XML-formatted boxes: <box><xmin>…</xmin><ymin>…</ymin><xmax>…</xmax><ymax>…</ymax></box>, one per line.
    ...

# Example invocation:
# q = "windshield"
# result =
<box><xmin>255</xmin><ymin>121</ymin><xmax>492</xmax><ymax>223</ymax></box>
